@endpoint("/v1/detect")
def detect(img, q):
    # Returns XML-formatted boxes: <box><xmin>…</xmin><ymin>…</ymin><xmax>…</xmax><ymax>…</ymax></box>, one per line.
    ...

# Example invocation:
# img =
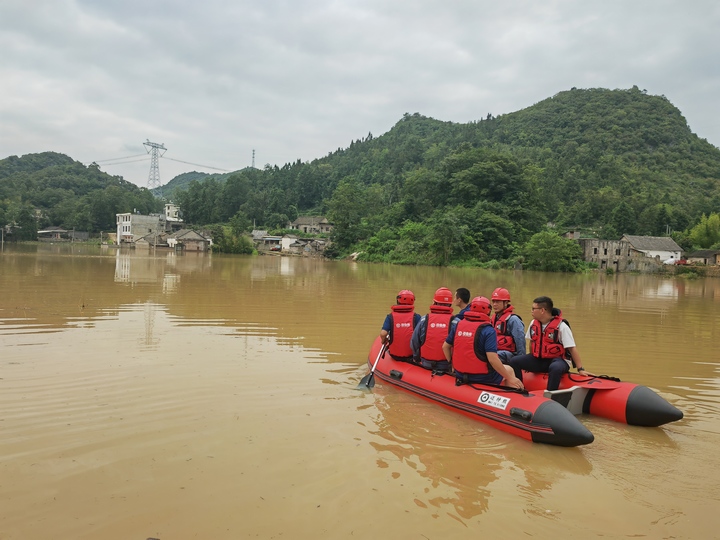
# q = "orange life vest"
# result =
<box><xmin>529</xmin><ymin>316</ymin><xmax>566</xmax><ymax>359</ymax></box>
<box><xmin>419</xmin><ymin>305</ymin><xmax>453</xmax><ymax>362</ymax></box>
<box><xmin>451</xmin><ymin>311</ymin><xmax>493</xmax><ymax>375</ymax></box>
<box><xmin>388</xmin><ymin>305</ymin><xmax>416</xmax><ymax>358</ymax></box>
<box><xmin>491</xmin><ymin>306</ymin><xmax>518</xmax><ymax>353</ymax></box>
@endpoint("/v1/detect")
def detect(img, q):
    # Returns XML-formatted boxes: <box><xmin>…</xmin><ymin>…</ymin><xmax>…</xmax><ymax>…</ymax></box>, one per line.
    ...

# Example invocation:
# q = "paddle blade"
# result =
<box><xmin>357</xmin><ymin>372</ymin><xmax>376</xmax><ymax>389</ymax></box>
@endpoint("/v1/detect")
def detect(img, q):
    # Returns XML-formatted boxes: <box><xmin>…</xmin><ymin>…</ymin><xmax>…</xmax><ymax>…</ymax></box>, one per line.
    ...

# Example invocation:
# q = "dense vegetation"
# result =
<box><xmin>168</xmin><ymin>86</ymin><xmax>720</xmax><ymax>263</ymax></box>
<box><xmin>3</xmin><ymin>87</ymin><xmax>720</xmax><ymax>265</ymax></box>
<box><xmin>0</xmin><ymin>152</ymin><xmax>160</xmax><ymax>240</ymax></box>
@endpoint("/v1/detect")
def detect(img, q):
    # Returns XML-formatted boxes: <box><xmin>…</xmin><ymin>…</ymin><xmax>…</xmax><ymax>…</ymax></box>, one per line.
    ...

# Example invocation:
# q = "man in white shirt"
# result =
<box><xmin>508</xmin><ymin>296</ymin><xmax>593</xmax><ymax>390</ymax></box>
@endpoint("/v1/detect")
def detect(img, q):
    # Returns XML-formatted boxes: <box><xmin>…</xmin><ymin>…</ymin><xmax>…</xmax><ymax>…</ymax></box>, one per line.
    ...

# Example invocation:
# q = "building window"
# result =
<box><xmin>604</xmin><ymin>248</ymin><xmax>608</xmax><ymax>255</ymax></box>
<box><xmin>593</xmin><ymin>248</ymin><xmax>598</xmax><ymax>254</ymax></box>
<box><xmin>615</xmin><ymin>249</ymin><xmax>620</xmax><ymax>255</ymax></box>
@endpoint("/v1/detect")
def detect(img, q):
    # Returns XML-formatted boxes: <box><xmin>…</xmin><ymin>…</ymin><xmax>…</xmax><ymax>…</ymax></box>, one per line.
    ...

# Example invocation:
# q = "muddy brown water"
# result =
<box><xmin>1</xmin><ymin>244</ymin><xmax>718</xmax><ymax>539</ymax></box>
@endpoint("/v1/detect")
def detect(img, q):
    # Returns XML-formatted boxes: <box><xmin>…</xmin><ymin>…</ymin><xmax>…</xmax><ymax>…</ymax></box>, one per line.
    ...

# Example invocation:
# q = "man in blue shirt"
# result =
<box><xmin>453</xmin><ymin>287</ymin><xmax>471</xmax><ymax>320</ymax></box>
<box><xmin>380</xmin><ymin>289</ymin><xmax>422</xmax><ymax>361</ymax></box>
<box><xmin>442</xmin><ymin>296</ymin><xmax>523</xmax><ymax>389</ymax></box>
<box><xmin>490</xmin><ymin>287</ymin><xmax>526</xmax><ymax>363</ymax></box>
<box><xmin>411</xmin><ymin>287</ymin><xmax>454</xmax><ymax>371</ymax></box>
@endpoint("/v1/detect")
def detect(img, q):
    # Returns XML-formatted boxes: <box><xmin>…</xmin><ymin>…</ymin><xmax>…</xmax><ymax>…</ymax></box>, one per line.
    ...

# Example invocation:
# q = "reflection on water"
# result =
<box><xmin>114</xmin><ymin>248</ymin><xmax>213</xmax><ymax>285</ymax></box>
<box><xmin>141</xmin><ymin>301</ymin><xmax>160</xmax><ymax>349</ymax></box>
<box><xmin>1</xmin><ymin>244</ymin><xmax>720</xmax><ymax>539</ymax></box>
<box><xmin>367</xmin><ymin>387</ymin><xmax>592</xmax><ymax>523</ymax></box>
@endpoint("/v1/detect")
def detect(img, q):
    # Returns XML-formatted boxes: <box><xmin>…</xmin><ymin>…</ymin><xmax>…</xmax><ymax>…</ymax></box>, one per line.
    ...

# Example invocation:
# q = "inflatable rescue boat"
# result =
<box><xmin>365</xmin><ymin>338</ymin><xmax>683</xmax><ymax>446</ymax></box>
<box><xmin>365</xmin><ymin>337</ymin><xmax>594</xmax><ymax>447</ymax></box>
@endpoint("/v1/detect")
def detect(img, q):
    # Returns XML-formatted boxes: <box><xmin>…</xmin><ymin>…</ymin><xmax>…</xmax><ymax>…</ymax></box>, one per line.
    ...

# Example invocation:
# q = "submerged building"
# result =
<box><xmin>116</xmin><ymin>203</ymin><xmax>184</xmax><ymax>245</ymax></box>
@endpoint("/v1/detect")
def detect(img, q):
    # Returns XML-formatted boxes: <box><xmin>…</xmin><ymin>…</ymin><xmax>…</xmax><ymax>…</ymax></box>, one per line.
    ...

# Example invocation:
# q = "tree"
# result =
<box><xmin>327</xmin><ymin>179</ymin><xmax>368</xmax><ymax>250</ymax></box>
<box><xmin>207</xmin><ymin>224</ymin><xmax>254</xmax><ymax>254</ymax></box>
<box><xmin>445</xmin><ymin>150</ymin><xmax>528</xmax><ymax>208</ymax></box>
<box><xmin>469</xmin><ymin>209</ymin><xmax>517</xmax><ymax>261</ymax></box>
<box><xmin>220</xmin><ymin>173</ymin><xmax>251</xmax><ymax>221</ymax></box>
<box><xmin>5</xmin><ymin>201</ymin><xmax>37</xmax><ymax>240</ymax></box>
<box><xmin>522</xmin><ymin>231</ymin><xmax>583</xmax><ymax>272</ymax></box>
<box><xmin>607</xmin><ymin>200</ymin><xmax>637</xmax><ymax>238</ymax></box>
<box><xmin>265</xmin><ymin>212</ymin><xmax>289</xmax><ymax>230</ymax></box>
<box><xmin>426</xmin><ymin>211</ymin><xmax>466</xmax><ymax>265</ymax></box>
<box><xmin>688</xmin><ymin>213</ymin><xmax>720</xmax><ymax>248</ymax></box>
<box><xmin>229</xmin><ymin>210</ymin><xmax>251</xmax><ymax>236</ymax></box>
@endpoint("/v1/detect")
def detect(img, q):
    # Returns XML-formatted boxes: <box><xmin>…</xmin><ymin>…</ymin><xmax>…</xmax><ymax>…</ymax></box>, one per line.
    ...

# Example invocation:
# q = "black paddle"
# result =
<box><xmin>358</xmin><ymin>341</ymin><xmax>388</xmax><ymax>389</ymax></box>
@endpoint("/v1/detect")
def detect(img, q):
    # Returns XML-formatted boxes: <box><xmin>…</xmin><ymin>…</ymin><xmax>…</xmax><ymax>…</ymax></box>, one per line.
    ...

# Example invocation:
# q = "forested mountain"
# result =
<box><xmin>4</xmin><ymin>87</ymin><xmax>720</xmax><ymax>265</ymax></box>
<box><xmin>173</xmin><ymin>86</ymin><xmax>720</xmax><ymax>263</ymax></box>
<box><xmin>156</xmin><ymin>171</ymin><xmax>226</xmax><ymax>199</ymax></box>
<box><xmin>0</xmin><ymin>152</ymin><xmax>160</xmax><ymax>239</ymax></box>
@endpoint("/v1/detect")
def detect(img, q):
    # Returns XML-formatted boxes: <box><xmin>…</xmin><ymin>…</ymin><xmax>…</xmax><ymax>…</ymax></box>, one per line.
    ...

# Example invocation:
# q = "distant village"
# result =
<box><xmin>29</xmin><ymin>205</ymin><xmax>720</xmax><ymax>270</ymax></box>
<box><xmin>35</xmin><ymin>204</ymin><xmax>334</xmax><ymax>257</ymax></box>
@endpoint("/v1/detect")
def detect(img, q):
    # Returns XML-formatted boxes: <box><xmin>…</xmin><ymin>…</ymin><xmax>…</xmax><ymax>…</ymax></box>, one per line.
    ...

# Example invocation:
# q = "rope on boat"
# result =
<box><xmin>454</xmin><ymin>377</ymin><xmax>529</xmax><ymax>395</ymax></box>
<box><xmin>567</xmin><ymin>373</ymin><xmax>621</xmax><ymax>383</ymax></box>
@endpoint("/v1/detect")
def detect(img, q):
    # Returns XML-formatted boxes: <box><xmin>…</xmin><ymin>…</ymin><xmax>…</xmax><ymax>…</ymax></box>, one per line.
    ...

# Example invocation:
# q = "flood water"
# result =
<box><xmin>1</xmin><ymin>244</ymin><xmax>719</xmax><ymax>539</ymax></box>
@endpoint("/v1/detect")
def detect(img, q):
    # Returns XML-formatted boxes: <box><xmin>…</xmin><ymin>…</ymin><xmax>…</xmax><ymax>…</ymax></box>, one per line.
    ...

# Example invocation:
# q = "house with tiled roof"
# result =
<box><xmin>167</xmin><ymin>229</ymin><xmax>211</xmax><ymax>252</ymax></box>
<box><xmin>621</xmin><ymin>235</ymin><xmax>683</xmax><ymax>262</ymax></box>
<box><xmin>287</xmin><ymin>216</ymin><xmax>333</xmax><ymax>234</ymax></box>
<box><xmin>686</xmin><ymin>249</ymin><xmax>720</xmax><ymax>265</ymax></box>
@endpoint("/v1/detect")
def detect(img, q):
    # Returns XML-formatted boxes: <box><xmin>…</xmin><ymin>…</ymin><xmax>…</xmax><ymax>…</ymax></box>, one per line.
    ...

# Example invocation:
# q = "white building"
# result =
<box><xmin>165</xmin><ymin>203</ymin><xmax>182</xmax><ymax>222</ymax></box>
<box><xmin>116</xmin><ymin>204</ymin><xmax>184</xmax><ymax>245</ymax></box>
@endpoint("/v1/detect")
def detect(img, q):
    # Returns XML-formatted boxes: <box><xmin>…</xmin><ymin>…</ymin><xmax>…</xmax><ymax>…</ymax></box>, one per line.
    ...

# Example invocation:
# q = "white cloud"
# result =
<box><xmin>1</xmin><ymin>0</ymin><xmax>719</xmax><ymax>186</ymax></box>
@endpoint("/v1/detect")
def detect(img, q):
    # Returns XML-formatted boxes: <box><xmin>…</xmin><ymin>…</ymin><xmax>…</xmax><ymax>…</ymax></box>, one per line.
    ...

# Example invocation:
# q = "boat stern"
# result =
<box><xmin>625</xmin><ymin>385</ymin><xmax>684</xmax><ymax>427</ymax></box>
<box><xmin>530</xmin><ymin>399</ymin><xmax>595</xmax><ymax>447</ymax></box>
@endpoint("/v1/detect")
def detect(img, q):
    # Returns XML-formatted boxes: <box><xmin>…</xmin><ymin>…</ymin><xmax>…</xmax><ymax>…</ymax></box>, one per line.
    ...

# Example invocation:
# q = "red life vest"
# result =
<box><xmin>529</xmin><ymin>316</ymin><xmax>566</xmax><ymax>359</ymax></box>
<box><xmin>388</xmin><ymin>305</ymin><xmax>416</xmax><ymax>358</ymax></box>
<box><xmin>419</xmin><ymin>305</ymin><xmax>453</xmax><ymax>362</ymax></box>
<box><xmin>451</xmin><ymin>311</ymin><xmax>493</xmax><ymax>374</ymax></box>
<box><xmin>491</xmin><ymin>306</ymin><xmax>518</xmax><ymax>353</ymax></box>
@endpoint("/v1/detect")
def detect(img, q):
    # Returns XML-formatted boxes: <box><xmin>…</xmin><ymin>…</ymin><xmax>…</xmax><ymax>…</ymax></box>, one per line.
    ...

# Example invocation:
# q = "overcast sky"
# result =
<box><xmin>2</xmin><ymin>0</ymin><xmax>719</xmax><ymax>188</ymax></box>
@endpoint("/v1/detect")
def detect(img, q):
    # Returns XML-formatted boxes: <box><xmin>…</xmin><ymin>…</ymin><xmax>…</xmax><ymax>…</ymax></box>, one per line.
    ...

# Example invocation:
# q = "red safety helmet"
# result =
<box><xmin>491</xmin><ymin>287</ymin><xmax>511</xmax><ymax>301</ymax></box>
<box><xmin>396</xmin><ymin>289</ymin><xmax>415</xmax><ymax>305</ymax></box>
<box><xmin>433</xmin><ymin>287</ymin><xmax>453</xmax><ymax>305</ymax></box>
<box><xmin>469</xmin><ymin>296</ymin><xmax>492</xmax><ymax>316</ymax></box>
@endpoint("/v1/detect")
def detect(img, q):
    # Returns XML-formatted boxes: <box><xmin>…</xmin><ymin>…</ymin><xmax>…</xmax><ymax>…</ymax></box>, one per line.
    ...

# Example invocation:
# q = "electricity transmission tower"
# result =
<box><xmin>143</xmin><ymin>140</ymin><xmax>167</xmax><ymax>197</ymax></box>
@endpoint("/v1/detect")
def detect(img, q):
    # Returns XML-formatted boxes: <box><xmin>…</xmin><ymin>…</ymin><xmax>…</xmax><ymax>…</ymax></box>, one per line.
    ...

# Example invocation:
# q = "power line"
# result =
<box><xmin>161</xmin><ymin>156</ymin><xmax>230</xmax><ymax>172</ymax></box>
<box><xmin>89</xmin><ymin>148</ymin><xmax>234</xmax><ymax>179</ymax></box>
<box><xmin>94</xmin><ymin>157</ymin><xmax>151</xmax><ymax>166</ymax></box>
<box><xmin>94</xmin><ymin>153</ymin><xmax>148</xmax><ymax>163</ymax></box>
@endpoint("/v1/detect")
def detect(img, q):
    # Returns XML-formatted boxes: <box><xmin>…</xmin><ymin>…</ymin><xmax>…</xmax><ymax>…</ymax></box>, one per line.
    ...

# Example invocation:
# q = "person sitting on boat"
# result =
<box><xmin>410</xmin><ymin>287</ymin><xmax>455</xmax><ymax>372</ymax></box>
<box><xmin>442</xmin><ymin>296</ymin><xmax>524</xmax><ymax>389</ymax></box>
<box><xmin>452</xmin><ymin>287</ymin><xmax>471</xmax><ymax>320</ymax></box>
<box><xmin>508</xmin><ymin>296</ymin><xmax>594</xmax><ymax>391</ymax></box>
<box><xmin>380</xmin><ymin>289</ymin><xmax>422</xmax><ymax>362</ymax></box>
<box><xmin>490</xmin><ymin>287</ymin><xmax>526</xmax><ymax>363</ymax></box>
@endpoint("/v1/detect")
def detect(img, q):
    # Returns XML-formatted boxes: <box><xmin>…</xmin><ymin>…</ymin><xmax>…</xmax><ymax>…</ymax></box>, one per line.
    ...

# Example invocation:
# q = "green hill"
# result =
<box><xmin>4</xmin><ymin>87</ymin><xmax>720</xmax><ymax>261</ymax></box>
<box><xmin>0</xmin><ymin>152</ymin><xmax>161</xmax><ymax>238</ymax></box>
<box><xmin>164</xmin><ymin>87</ymin><xmax>720</xmax><ymax>262</ymax></box>
<box><xmin>156</xmin><ymin>168</ymin><xmax>260</xmax><ymax>201</ymax></box>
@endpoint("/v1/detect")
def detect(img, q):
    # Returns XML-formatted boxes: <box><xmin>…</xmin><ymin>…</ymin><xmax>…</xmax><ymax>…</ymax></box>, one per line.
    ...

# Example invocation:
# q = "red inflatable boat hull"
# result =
<box><xmin>366</xmin><ymin>338</ymin><xmax>594</xmax><ymax>447</ymax></box>
<box><xmin>521</xmin><ymin>372</ymin><xmax>683</xmax><ymax>427</ymax></box>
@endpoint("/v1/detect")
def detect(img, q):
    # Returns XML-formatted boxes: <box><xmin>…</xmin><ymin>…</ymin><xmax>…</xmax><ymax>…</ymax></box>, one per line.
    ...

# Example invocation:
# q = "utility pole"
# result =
<box><xmin>252</xmin><ymin>149</ymin><xmax>255</xmax><ymax>169</ymax></box>
<box><xmin>144</xmin><ymin>140</ymin><xmax>167</xmax><ymax>198</ymax></box>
